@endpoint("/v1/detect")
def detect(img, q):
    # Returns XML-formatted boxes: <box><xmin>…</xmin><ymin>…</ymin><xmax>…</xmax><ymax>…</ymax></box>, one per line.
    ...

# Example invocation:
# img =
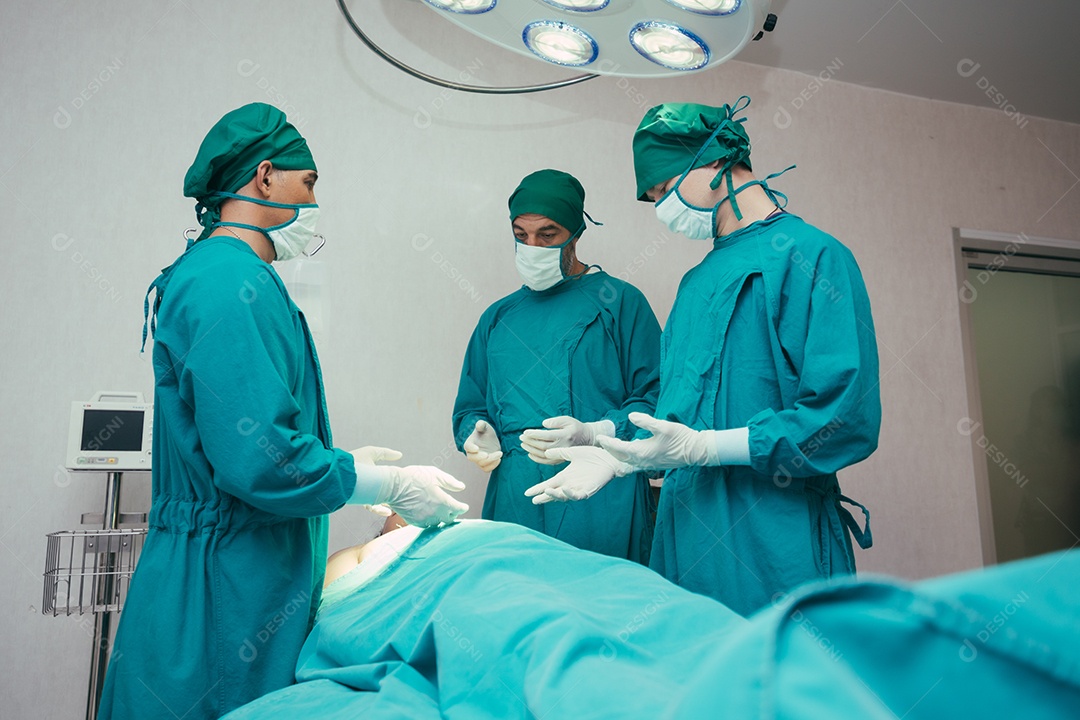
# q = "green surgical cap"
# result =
<box><xmin>508</xmin><ymin>169</ymin><xmax>587</xmax><ymax>237</ymax></box>
<box><xmin>632</xmin><ymin>100</ymin><xmax>752</xmax><ymax>201</ymax></box>
<box><xmin>183</xmin><ymin>102</ymin><xmax>315</xmax><ymax>203</ymax></box>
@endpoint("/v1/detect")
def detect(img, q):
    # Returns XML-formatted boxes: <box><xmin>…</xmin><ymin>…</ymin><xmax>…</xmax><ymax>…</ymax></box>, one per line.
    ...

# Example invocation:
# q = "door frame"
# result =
<box><xmin>953</xmin><ymin>228</ymin><xmax>1080</xmax><ymax>566</ymax></box>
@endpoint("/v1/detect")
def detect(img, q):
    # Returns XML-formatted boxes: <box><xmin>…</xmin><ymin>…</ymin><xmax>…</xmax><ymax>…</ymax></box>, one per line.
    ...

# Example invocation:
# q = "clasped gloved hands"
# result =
<box><xmin>524</xmin><ymin>446</ymin><xmax>633</xmax><ymax>505</ymax></box>
<box><xmin>347</xmin><ymin>445</ymin><xmax>469</xmax><ymax>527</ymax></box>
<box><xmin>597</xmin><ymin>412</ymin><xmax>721</xmax><ymax>470</ymax></box>
<box><xmin>463</xmin><ymin>420</ymin><xmax>503</xmax><ymax>472</ymax></box>
<box><xmin>519</xmin><ymin>416</ymin><xmax>616</xmax><ymax>465</ymax></box>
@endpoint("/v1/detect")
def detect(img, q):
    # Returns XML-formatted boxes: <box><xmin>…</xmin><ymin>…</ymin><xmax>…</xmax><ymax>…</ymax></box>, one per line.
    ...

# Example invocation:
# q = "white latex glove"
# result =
<box><xmin>374</xmin><ymin>465</ymin><xmax>470</xmax><ymax>528</ymax></box>
<box><xmin>524</xmin><ymin>446</ymin><xmax>632</xmax><ymax>505</ymax></box>
<box><xmin>519</xmin><ymin>417</ymin><xmax>617</xmax><ymax>465</ymax></box>
<box><xmin>346</xmin><ymin>446</ymin><xmax>401</xmax><ymax>517</ymax></box>
<box><xmin>463</xmin><ymin>420</ymin><xmax>503</xmax><ymax>472</ymax></box>
<box><xmin>347</xmin><ymin>447</ymin><xmax>469</xmax><ymax>527</ymax></box>
<box><xmin>597</xmin><ymin>412</ymin><xmax>720</xmax><ymax>470</ymax></box>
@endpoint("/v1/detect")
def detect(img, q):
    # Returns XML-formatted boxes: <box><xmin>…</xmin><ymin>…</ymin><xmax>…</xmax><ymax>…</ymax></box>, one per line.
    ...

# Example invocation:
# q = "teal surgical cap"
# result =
<box><xmin>183</xmin><ymin>103</ymin><xmax>316</xmax><ymax>237</ymax></box>
<box><xmin>509</xmin><ymin>169</ymin><xmax>588</xmax><ymax>238</ymax></box>
<box><xmin>632</xmin><ymin>99</ymin><xmax>752</xmax><ymax>201</ymax></box>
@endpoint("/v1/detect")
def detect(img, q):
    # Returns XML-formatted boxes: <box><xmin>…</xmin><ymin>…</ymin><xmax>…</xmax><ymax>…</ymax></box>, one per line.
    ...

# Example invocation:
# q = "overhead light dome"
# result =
<box><xmin>630</xmin><ymin>22</ymin><xmax>710</xmax><ymax>71</ymax></box>
<box><xmin>523</xmin><ymin>21</ymin><xmax>599</xmax><ymax>67</ymax></box>
<box><xmin>420</xmin><ymin>0</ymin><xmax>496</xmax><ymax>14</ymax></box>
<box><xmin>539</xmin><ymin>0</ymin><xmax>610</xmax><ymax>11</ymax></box>
<box><xmin>663</xmin><ymin>0</ymin><xmax>741</xmax><ymax>16</ymax></box>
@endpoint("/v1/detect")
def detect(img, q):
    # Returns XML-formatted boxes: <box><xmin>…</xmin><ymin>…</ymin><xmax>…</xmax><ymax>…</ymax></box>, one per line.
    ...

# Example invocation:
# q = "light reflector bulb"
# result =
<box><xmin>540</xmin><ymin>0</ymin><xmax>610</xmax><ymax>11</ymax></box>
<box><xmin>629</xmin><ymin>22</ymin><xmax>710</xmax><ymax>70</ymax></box>
<box><xmin>523</xmin><ymin>21</ymin><xmax>599</xmax><ymax>67</ymax></box>
<box><xmin>663</xmin><ymin>0</ymin><xmax>741</xmax><ymax>15</ymax></box>
<box><xmin>422</xmin><ymin>0</ymin><xmax>496</xmax><ymax>14</ymax></box>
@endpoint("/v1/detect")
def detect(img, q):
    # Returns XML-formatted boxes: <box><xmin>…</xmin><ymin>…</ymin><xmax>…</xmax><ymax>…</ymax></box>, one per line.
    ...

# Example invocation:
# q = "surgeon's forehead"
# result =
<box><xmin>512</xmin><ymin>214</ymin><xmax>565</xmax><ymax>232</ymax></box>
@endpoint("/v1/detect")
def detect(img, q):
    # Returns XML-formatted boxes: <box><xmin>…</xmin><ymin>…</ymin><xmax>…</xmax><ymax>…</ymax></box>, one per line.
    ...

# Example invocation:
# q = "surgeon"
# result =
<box><xmin>452</xmin><ymin>169</ymin><xmax>661</xmax><ymax>561</ymax></box>
<box><xmin>526</xmin><ymin>99</ymin><xmax>880</xmax><ymax>615</ymax></box>
<box><xmin>99</xmin><ymin>103</ymin><xmax>468</xmax><ymax>720</ymax></box>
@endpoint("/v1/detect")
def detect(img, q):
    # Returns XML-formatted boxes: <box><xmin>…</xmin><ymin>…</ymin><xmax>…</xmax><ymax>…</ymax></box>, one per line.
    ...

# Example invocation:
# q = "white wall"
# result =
<box><xmin>2</xmin><ymin>0</ymin><xmax>1078</xmax><ymax>717</ymax></box>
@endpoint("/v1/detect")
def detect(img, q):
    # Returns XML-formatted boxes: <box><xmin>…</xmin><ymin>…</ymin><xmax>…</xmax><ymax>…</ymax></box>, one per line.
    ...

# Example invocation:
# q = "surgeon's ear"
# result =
<box><xmin>253</xmin><ymin>160</ymin><xmax>276</xmax><ymax>198</ymax></box>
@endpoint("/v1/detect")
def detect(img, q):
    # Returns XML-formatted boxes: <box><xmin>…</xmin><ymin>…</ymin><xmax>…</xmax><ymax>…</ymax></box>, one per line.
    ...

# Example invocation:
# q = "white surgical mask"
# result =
<box><xmin>266</xmin><ymin>205</ymin><xmax>321</xmax><ymax>262</ymax></box>
<box><xmin>208</xmin><ymin>191</ymin><xmax>325</xmax><ymax>262</ymax></box>
<box><xmin>515</xmin><ymin>238</ymin><xmax>571</xmax><ymax>291</ymax></box>
<box><xmin>655</xmin><ymin>182</ymin><xmax>719</xmax><ymax>241</ymax></box>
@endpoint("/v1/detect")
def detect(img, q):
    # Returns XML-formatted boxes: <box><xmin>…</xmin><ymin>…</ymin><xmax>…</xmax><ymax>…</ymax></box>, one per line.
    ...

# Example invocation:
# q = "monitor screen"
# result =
<box><xmin>80</xmin><ymin>410</ymin><xmax>145</xmax><ymax>452</ymax></box>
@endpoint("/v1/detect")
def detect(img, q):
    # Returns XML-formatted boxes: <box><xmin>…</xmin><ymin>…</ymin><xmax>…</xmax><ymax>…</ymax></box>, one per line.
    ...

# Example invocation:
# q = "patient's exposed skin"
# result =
<box><xmin>324</xmin><ymin>513</ymin><xmax>414</xmax><ymax>586</ymax></box>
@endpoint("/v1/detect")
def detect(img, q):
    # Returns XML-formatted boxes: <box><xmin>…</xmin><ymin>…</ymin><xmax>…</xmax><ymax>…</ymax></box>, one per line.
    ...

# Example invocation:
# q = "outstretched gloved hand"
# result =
<box><xmin>347</xmin><ymin>446</ymin><xmax>469</xmax><ymax>527</ymax></box>
<box><xmin>597</xmin><ymin>412</ymin><xmax>723</xmax><ymax>470</ymax></box>
<box><xmin>519</xmin><ymin>416</ymin><xmax>616</xmax><ymax>465</ymax></box>
<box><xmin>347</xmin><ymin>445</ymin><xmax>401</xmax><ymax>517</ymax></box>
<box><xmin>524</xmin><ymin>446</ymin><xmax>632</xmax><ymax>505</ymax></box>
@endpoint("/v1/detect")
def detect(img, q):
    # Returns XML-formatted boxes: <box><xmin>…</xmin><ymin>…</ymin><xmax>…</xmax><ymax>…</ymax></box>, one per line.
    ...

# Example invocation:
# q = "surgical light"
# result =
<box><xmin>523</xmin><ymin>21</ymin><xmax>599</xmax><ymax>66</ymax></box>
<box><xmin>664</xmin><ymin>0</ymin><xmax>741</xmax><ymax>15</ymax></box>
<box><xmin>337</xmin><ymin>0</ymin><xmax>776</xmax><ymax>93</ymax></box>
<box><xmin>420</xmin><ymin>0</ymin><xmax>496</xmax><ymax>13</ymax></box>
<box><xmin>540</xmin><ymin>0</ymin><xmax>611</xmax><ymax>10</ymax></box>
<box><xmin>630</xmin><ymin>22</ymin><xmax>709</xmax><ymax>71</ymax></box>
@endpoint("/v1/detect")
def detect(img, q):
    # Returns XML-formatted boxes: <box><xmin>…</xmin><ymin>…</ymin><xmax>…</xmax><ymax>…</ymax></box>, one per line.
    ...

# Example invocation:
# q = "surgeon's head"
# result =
<box><xmin>184</xmin><ymin>103</ymin><xmax>321</xmax><ymax>262</ymax></box>
<box><xmin>632</xmin><ymin>100</ymin><xmax>752</xmax><ymax>203</ymax></box>
<box><xmin>633</xmin><ymin>99</ymin><xmax>778</xmax><ymax>241</ymax></box>
<box><xmin>508</xmin><ymin>169</ymin><xmax>589</xmax><ymax>292</ymax></box>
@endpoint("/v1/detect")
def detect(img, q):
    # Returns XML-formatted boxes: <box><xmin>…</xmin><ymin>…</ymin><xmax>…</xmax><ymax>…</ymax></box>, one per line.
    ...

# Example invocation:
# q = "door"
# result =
<box><xmin>957</xmin><ymin>232</ymin><xmax>1080</xmax><ymax>564</ymax></box>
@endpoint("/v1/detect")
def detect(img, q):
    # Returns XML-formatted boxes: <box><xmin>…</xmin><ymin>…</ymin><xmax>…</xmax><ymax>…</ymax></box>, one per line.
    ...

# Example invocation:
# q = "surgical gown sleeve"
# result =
<box><xmin>452</xmin><ymin>306</ymin><xmax>495</xmax><ymax>451</ymax></box>
<box><xmin>747</xmin><ymin>239</ymin><xmax>880</xmax><ymax>477</ymax></box>
<box><xmin>598</xmin><ymin>284</ymin><xmax>662</xmax><ymax>440</ymax></box>
<box><xmin>175</xmin><ymin>259</ymin><xmax>356</xmax><ymax>517</ymax></box>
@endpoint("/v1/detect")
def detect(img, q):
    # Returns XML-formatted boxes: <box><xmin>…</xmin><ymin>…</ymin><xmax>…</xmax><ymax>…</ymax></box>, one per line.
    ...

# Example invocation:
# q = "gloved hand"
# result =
<box><xmin>519</xmin><ymin>416</ymin><xmax>616</xmax><ymax>465</ymax></box>
<box><xmin>463</xmin><ymin>420</ymin><xmax>503</xmax><ymax>472</ymax></box>
<box><xmin>347</xmin><ymin>446</ymin><xmax>469</xmax><ymax>527</ymax></box>
<box><xmin>347</xmin><ymin>445</ymin><xmax>401</xmax><ymax>517</ymax></box>
<box><xmin>597</xmin><ymin>412</ymin><xmax>720</xmax><ymax>470</ymax></box>
<box><xmin>374</xmin><ymin>465</ymin><xmax>469</xmax><ymax>527</ymax></box>
<box><xmin>524</xmin><ymin>446</ymin><xmax>632</xmax><ymax>505</ymax></box>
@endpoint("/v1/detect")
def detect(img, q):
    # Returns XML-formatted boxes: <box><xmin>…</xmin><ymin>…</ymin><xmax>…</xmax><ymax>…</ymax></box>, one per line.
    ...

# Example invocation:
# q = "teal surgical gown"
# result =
<box><xmin>453</xmin><ymin>271</ymin><xmax>661</xmax><ymax>561</ymax></box>
<box><xmin>652</xmin><ymin>213</ymin><xmax>880</xmax><ymax>615</ymax></box>
<box><xmin>99</xmin><ymin>236</ymin><xmax>357</xmax><ymax>720</ymax></box>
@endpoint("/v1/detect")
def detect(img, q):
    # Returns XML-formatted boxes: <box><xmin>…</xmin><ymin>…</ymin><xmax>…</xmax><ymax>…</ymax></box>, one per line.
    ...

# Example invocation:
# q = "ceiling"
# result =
<box><xmin>737</xmin><ymin>0</ymin><xmax>1080</xmax><ymax>125</ymax></box>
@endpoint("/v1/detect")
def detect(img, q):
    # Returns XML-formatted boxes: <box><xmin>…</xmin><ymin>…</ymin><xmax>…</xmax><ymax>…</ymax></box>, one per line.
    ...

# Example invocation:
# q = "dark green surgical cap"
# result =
<box><xmin>508</xmin><ymin>169</ymin><xmax>588</xmax><ymax>238</ymax></box>
<box><xmin>632</xmin><ymin>101</ymin><xmax>752</xmax><ymax>201</ymax></box>
<box><xmin>183</xmin><ymin>102</ymin><xmax>316</xmax><ymax>203</ymax></box>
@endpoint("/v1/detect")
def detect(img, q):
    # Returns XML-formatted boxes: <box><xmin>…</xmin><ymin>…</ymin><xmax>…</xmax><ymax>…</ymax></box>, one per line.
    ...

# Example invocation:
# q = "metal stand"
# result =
<box><xmin>85</xmin><ymin>471</ymin><xmax>120</xmax><ymax>720</ymax></box>
<box><xmin>43</xmin><ymin>471</ymin><xmax>148</xmax><ymax>720</ymax></box>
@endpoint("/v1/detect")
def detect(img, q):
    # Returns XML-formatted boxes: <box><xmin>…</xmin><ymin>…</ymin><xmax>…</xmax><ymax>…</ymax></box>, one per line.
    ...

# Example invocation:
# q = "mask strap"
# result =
<box><xmin>714</xmin><ymin>164</ymin><xmax>797</xmax><ymax>222</ymax></box>
<box><xmin>214</xmin><ymin>220</ymin><xmax>273</xmax><ymax>239</ymax></box>
<box><xmin>744</xmin><ymin>164</ymin><xmax>796</xmax><ymax>210</ymax></box>
<box><xmin>583</xmin><ymin>210</ymin><xmax>603</xmax><ymax>227</ymax></box>
<box><xmin>208</xmin><ymin>191</ymin><xmax>317</xmax><ymax>210</ymax></box>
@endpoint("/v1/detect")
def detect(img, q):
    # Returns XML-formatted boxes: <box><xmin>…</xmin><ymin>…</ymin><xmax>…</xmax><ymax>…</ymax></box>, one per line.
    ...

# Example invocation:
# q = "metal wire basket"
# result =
<box><xmin>43</xmin><ymin>529</ymin><xmax>147</xmax><ymax>616</ymax></box>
